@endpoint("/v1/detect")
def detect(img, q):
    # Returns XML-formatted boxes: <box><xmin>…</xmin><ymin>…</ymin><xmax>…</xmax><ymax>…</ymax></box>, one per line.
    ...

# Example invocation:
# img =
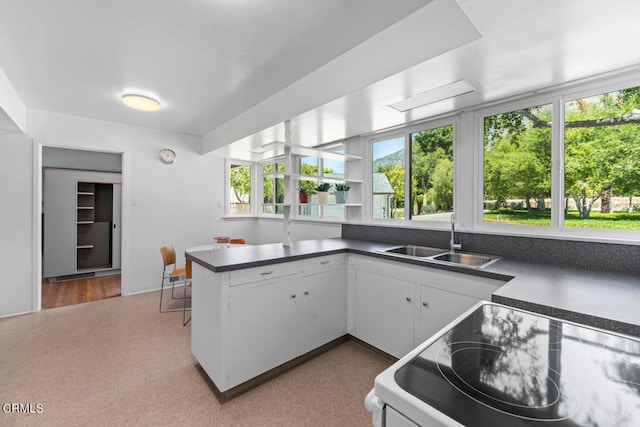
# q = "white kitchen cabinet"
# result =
<box><xmin>193</xmin><ymin>255</ymin><xmax>349</xmax><ymax>392</ymax></box>
<box><xmin>228</xmin><ymin>275</ymin><xmax>298</xmax><ymax>387</ymax></box>
<box><xmin>418</xmin><ymin>285</ymin><xmax>480</xmax><ymax>344</ymax></box>
<box><xmin>192</xmin><ymin>251</ymin><xmax>506</xmax><ymax>394</ymax></box>
<box><xmin>349</xmin><ymin>254</ymin><xmax>505</xmax><ymax>358</ymax></box>
<box><xmin>299</xmin><ymin>265</ymin><xmax>347</xmax><ymax>355</ymax></box>
<box><xmin>354</xmin><ymin>268</ymin><xmax>415</xmax><ymax>358</ymax></box>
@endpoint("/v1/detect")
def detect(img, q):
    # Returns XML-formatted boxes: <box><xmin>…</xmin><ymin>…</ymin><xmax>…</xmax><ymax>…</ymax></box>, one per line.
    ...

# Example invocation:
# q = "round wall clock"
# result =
<box><xmin>159</xmin><ymin>148</ymin><xmax>176</xmax><ymax>164</ymax></box>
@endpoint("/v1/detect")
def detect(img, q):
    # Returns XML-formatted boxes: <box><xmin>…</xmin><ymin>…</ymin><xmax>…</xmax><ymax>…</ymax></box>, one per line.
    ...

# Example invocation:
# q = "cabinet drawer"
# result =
<box><xmin>301</xmin><ymin>253</ymin><xmax>345</xmax><ymax>273</ymax></box>
<box><xmin>229</xmin><ymin>261</ymin><xmax>298</xmax><ymax>286</ymax></box>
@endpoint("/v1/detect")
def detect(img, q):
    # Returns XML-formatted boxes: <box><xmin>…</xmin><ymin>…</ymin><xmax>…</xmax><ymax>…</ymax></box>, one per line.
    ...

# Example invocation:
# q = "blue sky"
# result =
<box><xmin>373</xmin><ymin>136</ymin><xmax>404</xmax><ymax>161</ymax></box>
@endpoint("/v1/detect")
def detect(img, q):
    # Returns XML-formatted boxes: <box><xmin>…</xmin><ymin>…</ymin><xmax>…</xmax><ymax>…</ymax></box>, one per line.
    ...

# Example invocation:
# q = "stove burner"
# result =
<box><xmin>436</xmin><ymin>341</ymin><xmax>581</xmax><ymax>422</ymax></box>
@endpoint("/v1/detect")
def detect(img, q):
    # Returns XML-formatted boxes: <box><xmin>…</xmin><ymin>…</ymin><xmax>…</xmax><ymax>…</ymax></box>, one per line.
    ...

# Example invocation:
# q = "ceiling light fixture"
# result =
<box><xmin>122</xmin><ymin>92</ymin><xmax>161</xmax><ymax>112</ymax></box>
<box><xmin>389</xmin><ymin>80</ymin><xmax>474</xmax><ymax>112</ymax></box>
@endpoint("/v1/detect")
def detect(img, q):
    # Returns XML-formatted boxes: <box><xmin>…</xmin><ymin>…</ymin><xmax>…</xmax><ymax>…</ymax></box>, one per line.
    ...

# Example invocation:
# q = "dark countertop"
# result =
<box><xmin>186</xmin><ymin>237</ymin><xmax>640</xmax><ymax>337</ymax></box>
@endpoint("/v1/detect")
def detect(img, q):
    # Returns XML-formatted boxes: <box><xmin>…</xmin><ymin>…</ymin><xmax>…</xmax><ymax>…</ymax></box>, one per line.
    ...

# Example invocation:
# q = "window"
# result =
<box><xmin>564</xmin><ymin>87</ymin><xmax>640</xmax><ymax>229</ymax></box>
<box><xmin>372</xmin><ymin>125</ymin><xmax>454</xmax><ymax>222</ymax></box>
<box><xmin>228</xmin><ymin>162</ymin><xmax>252</xmax><ymax>215</ymax></box>
<box><xmin>261</xmin><ymin>161</ymin><xmax>284</xmax><ymax>214</ymax></box>
<box><xmin>297</xmin><ymin>153</ymin><xmax>345</xmax><ymax>219</ymax></box>
<box><xmin>482</xmin><ymin>104</ymin><xmax>552</xmax><ymax>227</ymax></box>
<box><xmin>480</xmin><ymin>83</ymin><xmax>640</xmax><ymax>233</ymax></box>
<box><xmin>372</xmin><ymin>136</ymin><xmax>404</xmax><ymax>219</ymax></box>
<box><xmin>410</xmin><ymin>125</ymin><xmax>454</xmax><ymax>222</ymax></box>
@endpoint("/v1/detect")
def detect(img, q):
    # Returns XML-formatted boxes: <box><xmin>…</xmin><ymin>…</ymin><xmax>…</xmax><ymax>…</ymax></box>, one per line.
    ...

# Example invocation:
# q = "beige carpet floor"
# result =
<box><xmin>0</xmin><ymin>290</ymin><xmax>392</xmax><ymax>427</ymax></box>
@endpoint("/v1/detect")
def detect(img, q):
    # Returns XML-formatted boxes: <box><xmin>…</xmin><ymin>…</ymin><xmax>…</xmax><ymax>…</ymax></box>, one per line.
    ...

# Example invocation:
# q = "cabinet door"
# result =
<box><xmin>228</xmin><ymin>276</ymin><xmax>298</xmax><ymax>387</ymax></box>
<box><xmin>354</xmin><ymin>269</ymin><xmax>414</xmax><ymax>358</ymax></box>
<box><xmin>299</xmin><ymin>267</ymin><xmax>347</xmax><ymax>355</ymax></box>
<box><xmin>418</xmin><ymin>285</ymin><xmax>479</xmax><ymax>344</ymax></box>
<box><xmin>43</xmin><ymin>169</ymin><xmax>76</xmax><ymax>277</ymax></box>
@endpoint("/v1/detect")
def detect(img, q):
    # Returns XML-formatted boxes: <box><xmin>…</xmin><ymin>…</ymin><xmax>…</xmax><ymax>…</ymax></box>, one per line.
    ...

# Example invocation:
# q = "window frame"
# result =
<box><xmin>474</xmin><ymin>75</ymin><xmax>640</xmax><ymax>240</ymax></box>
<box><xmin>292</xmin><ymin>151</ymin><xmax>347</xmax><ymax>221</ymax></box>
<box><xmin>225</xmin><ymin>159</ymin><xmax>255</xmax><ymax>217</ymax></box>
<box><xmin>366</xmin><ymin>117</ymin><xmax>457</xmax><ymax>228</ymax></box>
<box><xmin>258</xmin><ymin>158</ymin><xmax>286</xmax><ymax>217</ymax></box>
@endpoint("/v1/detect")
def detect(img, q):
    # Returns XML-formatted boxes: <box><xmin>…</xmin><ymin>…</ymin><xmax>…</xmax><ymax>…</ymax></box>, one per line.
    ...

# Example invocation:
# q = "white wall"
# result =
<box><xmin>0</xmin><ymin>108</ymin><xmax>344</xmax><ymax>318</ymax></box>
<box><xmin>252</xmin><ymin>219</ymin><xmax>341</xmax><ymax>244</ymax></box>
<box><xmin>0</xmin><ymin>133</ymin><xmax>33</xmax><ymax>317</ymax></box>
<box><xmin>0</xmin><ymin>110</ymin><xmax>245</xmax><ymax>319</ymax></box>
<box><xmin>0</xmin><ymin>66</ymin><xmax>25</xmax><ymax>132</ymax></box>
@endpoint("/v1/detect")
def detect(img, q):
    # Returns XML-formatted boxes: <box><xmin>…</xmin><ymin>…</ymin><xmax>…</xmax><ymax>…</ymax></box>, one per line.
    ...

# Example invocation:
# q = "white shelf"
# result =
<box><xmin>77</xmin><ymin>221</ymin><xmax>94</xmax><ymax>224</ymax></box>
<box><xmin>292</xmin><ymin>203</ymin><xmax>362</xmax><ymax>207</ymax></box>
<box><xmin>77</xmin><ymin>192</ymin><xmax>94</xmax><ymax>196</ymax></box>
<box><xmin>77</xmin><ymin>245</ymin><xmax>94</xmax><ymax>249</ymax></box>
<box><xmin>288</xmin><ymin>173</ymin><xmax>362</xmax><ymax>184</ymax></box>
<box><xmin>77</xmin><ymin>206</ymin><xmax>94</xmax><ymax>210</ymax></box>
<box><xmin>263</xmin><ymin>172</ymin><xmax>286</xmax><ymax>179</ymax></box>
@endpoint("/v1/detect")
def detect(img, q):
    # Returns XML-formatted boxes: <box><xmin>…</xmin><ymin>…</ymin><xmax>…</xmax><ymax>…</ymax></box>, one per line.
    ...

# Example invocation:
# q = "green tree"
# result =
<box><xmin>230</xmin><ymin>165</ymin><xmax>250</xmax><ymax>203</ymax></box>
<box><xmin>483</xmin><ymin>105</ymin><xmax>551</xmax><ymax>213</ymax></box>
<box><xmin>563</xmin><ymin>92</ymin><xmax>640</xmax><ymax>218</ymax></box>
<box><xmin>411</xmin><ymin>125</ymin><xmax>454</xmax><ymax>215</ymax></box>
<box><xmin>426</xmin><ymin>157</ymin><xmax>453</xmax><ymax>210</ymax></box>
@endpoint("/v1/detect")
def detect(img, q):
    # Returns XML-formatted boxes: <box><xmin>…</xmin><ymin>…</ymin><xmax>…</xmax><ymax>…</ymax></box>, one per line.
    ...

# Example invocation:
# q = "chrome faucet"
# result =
<box><xmin>450</xmin><ymin>213</ymin><xmax>462</xmax><ymax>252</ymax></box>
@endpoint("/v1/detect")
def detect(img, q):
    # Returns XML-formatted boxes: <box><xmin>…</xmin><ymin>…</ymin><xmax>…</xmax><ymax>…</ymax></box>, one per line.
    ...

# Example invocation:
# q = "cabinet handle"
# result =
<box><xmin>260</xmin><ymin>271</ymin><xmax>274</xmax><ymax>276</ymax></box>
<box><xmin>290</xmin><ymin>294</ymin><xmax>297</xmax><ymax>299</ymax></box>
<box><xmin>422</xmin><ymin>301</ymin><xmax>428</xmax><ymax>308</ymax></box>
<box><xmin>406</xmin><ymin>297</ymin><xmax>412</xmax><ymax>303</ymax></box>
<box><xmin>304</xmin><ymin>291</ymin><xmax>309</xmax><ymax>296</ymax></box>
<box><xmin>320</xmin><ymin>260</ymin><xmax>330</xmax><ymax>265</ymax></box>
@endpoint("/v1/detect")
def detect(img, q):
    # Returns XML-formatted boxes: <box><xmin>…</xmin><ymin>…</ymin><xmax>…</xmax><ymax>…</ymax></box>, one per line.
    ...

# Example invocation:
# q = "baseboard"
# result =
<box><xmin>196</xmin><ymin>334</ymin><xmax>397</xmax><ymax>403</ymax></box>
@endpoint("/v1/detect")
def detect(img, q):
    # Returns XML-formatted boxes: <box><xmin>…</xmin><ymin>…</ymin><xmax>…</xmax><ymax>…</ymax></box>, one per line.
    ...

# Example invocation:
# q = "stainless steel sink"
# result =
<box><xmin>431</xmin><ymin>252</ymin><xmax>498</xmax><ymax>268</ymax></box>
<box><xmin>383</xmin><ymin>245</ymin><xmax>446</xmax><ymax>258</ymax></box>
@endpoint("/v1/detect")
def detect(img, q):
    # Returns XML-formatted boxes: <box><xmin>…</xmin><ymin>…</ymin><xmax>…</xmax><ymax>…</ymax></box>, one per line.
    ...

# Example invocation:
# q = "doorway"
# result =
<box><xmin>41</xmin><ymin>147</ymin><xmax>123</xmax><ymax>309</ymax></box>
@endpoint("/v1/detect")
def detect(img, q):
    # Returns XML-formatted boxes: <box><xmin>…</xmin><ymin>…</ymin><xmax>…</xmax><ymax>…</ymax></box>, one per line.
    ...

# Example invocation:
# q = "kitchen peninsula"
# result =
<box><xmin>186</xmin><ymin>237</ymin><xmax>640</xmax><ymax>399</ymax></box>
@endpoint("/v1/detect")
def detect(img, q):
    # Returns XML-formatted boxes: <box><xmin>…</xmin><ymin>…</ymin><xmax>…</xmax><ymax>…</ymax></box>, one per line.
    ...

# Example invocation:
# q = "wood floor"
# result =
<box><xmin>42</xmin><ymin>274</ymin><xmax>121</xmax><ymax>309</ymax></box>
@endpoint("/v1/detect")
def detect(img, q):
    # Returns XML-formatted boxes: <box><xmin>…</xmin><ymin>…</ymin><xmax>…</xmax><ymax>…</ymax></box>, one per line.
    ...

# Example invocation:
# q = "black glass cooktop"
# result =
<box><xmin>395</xmin><ymin>303</ymin><xmax>640</xmax><ymax>426</ymax></box>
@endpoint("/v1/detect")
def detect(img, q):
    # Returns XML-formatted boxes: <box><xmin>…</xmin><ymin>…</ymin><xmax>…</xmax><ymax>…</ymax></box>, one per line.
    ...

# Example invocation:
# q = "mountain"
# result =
<box><xmin>373</xmin><ymin>149</ymin><xmax>404</xmax><ymax>171</ymax></box>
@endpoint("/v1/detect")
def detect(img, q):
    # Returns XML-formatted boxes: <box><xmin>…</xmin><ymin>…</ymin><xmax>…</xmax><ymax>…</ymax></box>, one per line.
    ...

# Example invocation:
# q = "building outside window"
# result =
<box><xmin>372</xmin><ymin>136</ymin><xmax>404</xmax><ymax>219</ymax></box>
<box><xmin>372</xmin><ymin>124</ymin><xmax>455</xmax><ymax>222</ymax></box>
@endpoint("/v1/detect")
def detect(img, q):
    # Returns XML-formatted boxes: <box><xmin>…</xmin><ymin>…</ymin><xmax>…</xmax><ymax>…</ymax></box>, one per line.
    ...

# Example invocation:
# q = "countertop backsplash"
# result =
<box><xmin>341</xmin><ymin>224</ymin><xmax>640</xmax><ymax>275</ymax></box>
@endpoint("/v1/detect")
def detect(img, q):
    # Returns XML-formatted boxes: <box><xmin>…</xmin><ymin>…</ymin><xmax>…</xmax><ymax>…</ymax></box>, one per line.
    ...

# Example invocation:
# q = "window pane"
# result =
<box><xmin>300</xmin><ymin>157</ymin><xmax>318</xmax><ymax>176</ymax></box>
<box><xmin>276</xmin><ymin>162</ymin><xmax>285</xmax><ymax>173</ymax></box>
<box><xmin>229</xmin><ymin>164</ymin><xmax>251</xmax><ymax>214</ymax></box>
<box><xmin>372</xmin><ymin>136</ymin><xmax>404</xmax><ymax>219</ymax></box>
<box><xmin>298</xmin><ymin>179</ymin><xmax>316</xmax><ymax>216</ymax></box>
<box><xmin>275</xmin><ymin>177</ymin><xmax>284</xmax><ymax>204</ymax></box>
<box><xmin>410</xmin><ymin>125</ymin><xmax>454</xmax><ymax>222</ymax></box>
<box><xmin>483</xmin><ymin>104</ymin><xmax>552</xmax><ymax>226</ymax></box>
<box><xmin>323</xmin><ymin>158</ymin><xmax>344</xmax><ymax>180</ymax></box>
<box><xmin>564</xmin><ymin>87</ymin><xmax>640</xmax><ymax>229</ymax></box>
<box><xmin>262</xmin><ymin>176</ymin><xmax>274</xmax><ymax>214</ymax></box>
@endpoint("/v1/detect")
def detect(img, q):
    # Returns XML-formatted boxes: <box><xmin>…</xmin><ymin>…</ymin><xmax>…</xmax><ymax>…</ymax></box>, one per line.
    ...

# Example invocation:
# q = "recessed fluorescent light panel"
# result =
<box><xmin>389</xmin><ymin>80</ymin><xmax>474</xmax><ymax>112</ymax></box>
<box><xmin>248</xmin><ymin>141</ymin><xmax>284</xmax><ymax>154</ymax></box>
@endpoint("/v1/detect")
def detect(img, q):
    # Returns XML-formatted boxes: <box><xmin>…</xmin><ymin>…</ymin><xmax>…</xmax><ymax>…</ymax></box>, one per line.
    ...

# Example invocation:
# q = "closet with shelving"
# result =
<box><xmin>43</xmin><ymin>169</ymin><xmax>121</xmax><ymax>278</ymax></box>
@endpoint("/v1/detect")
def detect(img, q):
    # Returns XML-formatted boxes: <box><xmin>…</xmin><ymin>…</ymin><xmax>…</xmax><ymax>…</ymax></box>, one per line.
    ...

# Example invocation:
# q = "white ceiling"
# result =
<box><xmin>2</xmin><ymin>0</ymin><xmax>640</xmax><ymax>156</ymax></box>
